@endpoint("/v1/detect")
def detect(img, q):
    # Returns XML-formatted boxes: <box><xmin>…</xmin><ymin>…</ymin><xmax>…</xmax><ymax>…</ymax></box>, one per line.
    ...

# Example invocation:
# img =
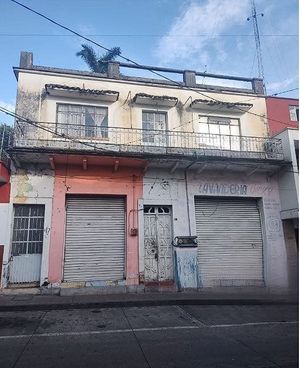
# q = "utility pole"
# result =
<box><xmin>247</xmin><ymin>0</ymin><xmax>264</xmax><ymax>82</ymax></box>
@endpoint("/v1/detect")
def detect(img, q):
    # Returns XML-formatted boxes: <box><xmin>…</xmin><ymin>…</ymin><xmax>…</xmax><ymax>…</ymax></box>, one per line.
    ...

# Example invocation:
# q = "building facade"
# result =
<box><xmin>0</xmin><ymin>125</ymin><xmax>12</xmax><ymax>286</ymax></box>
<box><xmin>266</xmin><ymin>96</ymin><xmax>299</xmax><ymax>136</ymax></box>
<box><xmin>266</xmin><ymin>96</ymin><xmax>299</xmax><ymax>293</ymax></box>
<box><xmin>0</xmin><ymin>51</ymin><xmax>292</xmax><ymax>294</ymax></box>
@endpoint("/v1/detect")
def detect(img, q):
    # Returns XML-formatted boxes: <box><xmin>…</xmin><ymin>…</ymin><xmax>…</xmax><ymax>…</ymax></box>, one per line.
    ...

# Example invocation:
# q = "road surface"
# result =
<box><xmin>0</xmin><ymin>304</ymin><xmax>298</xmax><ymax>367</ymax></box>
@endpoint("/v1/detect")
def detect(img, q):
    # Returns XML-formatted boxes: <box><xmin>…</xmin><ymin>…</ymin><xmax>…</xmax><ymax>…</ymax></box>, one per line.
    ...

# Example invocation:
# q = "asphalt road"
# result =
<box><xmin>0</xmin><ymin>304</ymin><xmax>298</xmax><ymax>368</ymax></box>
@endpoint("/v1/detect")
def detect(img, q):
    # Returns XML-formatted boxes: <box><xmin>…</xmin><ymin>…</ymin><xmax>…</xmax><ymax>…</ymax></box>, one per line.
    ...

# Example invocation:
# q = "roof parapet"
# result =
<box><xmin>16</xmin><ymin>51</ymin><xmax>265</xmax><ymax>94</ymax></box>
<box><xmin>19</xmin><ymin>51</ymin><xmax>33</xmax><ymax>69</ymax></box>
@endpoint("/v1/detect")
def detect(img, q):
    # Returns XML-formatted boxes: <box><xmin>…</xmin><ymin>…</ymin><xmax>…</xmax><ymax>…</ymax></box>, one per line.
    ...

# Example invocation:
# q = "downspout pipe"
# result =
<box><xmin>184</xmin><ymin>161</ymin><xmax>198</xmax><ymax>236</ymax></box>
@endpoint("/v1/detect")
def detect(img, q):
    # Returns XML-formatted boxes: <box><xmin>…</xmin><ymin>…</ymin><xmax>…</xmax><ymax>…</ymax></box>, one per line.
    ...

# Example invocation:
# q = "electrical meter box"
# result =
<box><xmin>174</xmin><ymin>236</ymin><xmax>198</xmax><ymax>248</ymax></box>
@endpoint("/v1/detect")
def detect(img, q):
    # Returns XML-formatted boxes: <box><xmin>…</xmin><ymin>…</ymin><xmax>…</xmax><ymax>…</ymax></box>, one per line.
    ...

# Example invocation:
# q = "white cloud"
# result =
<box><xmin>0</xmin><ymin>100</ymin><xmax>15</xmax><ymax>112</ymax></box>
<box><xmin>0</xmin><ymin>100</ymin><xmax>15</xmax><ymax>125</ymax></box>
<box><xmin>196</xmin><ymin>76</ymin><xmax>250</xmax><ymax>89</ymax></box>
<box><xmin>156</xmin><ymin>0</ymin><xmax>250</xmax><ymax>66</ymax></box>
<box><xmin>266</xmin><ymin>77</ymin><xmax>298</xmax><ymax>93</ymax></box>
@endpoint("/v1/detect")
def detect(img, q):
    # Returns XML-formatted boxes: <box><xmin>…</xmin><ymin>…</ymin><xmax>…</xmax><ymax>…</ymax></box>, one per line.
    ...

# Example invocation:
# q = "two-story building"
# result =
<box><xmin>1</xmin><ymin>51</ymin><xmax>290</xmax><ymax>295</ymax></box>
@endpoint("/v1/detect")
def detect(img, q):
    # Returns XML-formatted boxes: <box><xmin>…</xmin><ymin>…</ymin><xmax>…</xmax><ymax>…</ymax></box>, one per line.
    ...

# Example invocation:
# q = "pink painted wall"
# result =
<box><xmin>48</xmin><ymin>157</ymin><xmax>144</xmax><ymax>285</ymax></box>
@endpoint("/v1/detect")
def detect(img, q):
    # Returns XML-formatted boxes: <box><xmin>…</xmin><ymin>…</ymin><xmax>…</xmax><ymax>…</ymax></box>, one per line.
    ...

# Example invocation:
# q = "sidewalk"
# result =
<box><xmin>0</xmin><ymin>288</ymin><xmax>297</xmax><ymax>311</ymax></box>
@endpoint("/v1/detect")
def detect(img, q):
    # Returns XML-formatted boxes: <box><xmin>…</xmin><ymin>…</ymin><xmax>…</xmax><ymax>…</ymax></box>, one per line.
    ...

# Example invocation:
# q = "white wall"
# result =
<box><xmin>0</xmin><ymin>203</ymin><xmax>10</xmax><ymax>284</ymax></box>
<box><xmin>139</xmin><ymin>168</ymin><xmax>288</xmax><ymax>290</ymax></box>
<box><xmin>275</xmin><ymin>129</ymin><xmax>299</xmax><ymax>218</ymax></box>
<box><xmin>1</xmin><ymin>167</ymin><xmax>54</xmax><ymax>288</ymax></box>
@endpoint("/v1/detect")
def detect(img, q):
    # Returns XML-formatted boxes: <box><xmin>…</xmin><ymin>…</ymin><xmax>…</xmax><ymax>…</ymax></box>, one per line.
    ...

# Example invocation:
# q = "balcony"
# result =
<box><xmin>13</xmin><ymin>123</ymin><xmax>284</xmax><ymax>161</ymax></box>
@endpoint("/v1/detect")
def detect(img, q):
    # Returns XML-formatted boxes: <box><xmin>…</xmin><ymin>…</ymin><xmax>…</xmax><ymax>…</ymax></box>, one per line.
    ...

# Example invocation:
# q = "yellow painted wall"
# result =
<box><xmin>16</xmin><ymin>69</ymin><xmax>268</xmax><ymax>140</ymax></box>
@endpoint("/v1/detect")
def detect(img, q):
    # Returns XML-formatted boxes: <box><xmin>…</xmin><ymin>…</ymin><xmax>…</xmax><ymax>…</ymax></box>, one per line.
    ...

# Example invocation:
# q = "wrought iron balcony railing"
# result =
<box><xmin>14</xmin><ymin>122</ymin><xmax>284</xmax><ymax>160</ymax></box>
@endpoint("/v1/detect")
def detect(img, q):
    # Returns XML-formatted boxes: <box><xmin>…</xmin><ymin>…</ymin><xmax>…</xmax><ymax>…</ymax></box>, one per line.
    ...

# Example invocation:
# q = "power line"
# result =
<box><xmin>0</xmin><ymin>33</ymin><xmax>298</xmax><ymax>37</ymax></box>
<box><xmin>1</xmin><ymin>106</ymin><xmax>297</xmax><ymax>186</ymax></box>
<box><xmin>0</xmin><ymin>106</ymin><xmax>112</xmax><ymax>154</ymax></box>
<box><xmin>1</xmin><ymin>106</ymin><xmax>297</xmax><ymax>178</ymax></box>
<box><xmin>8</xmin><ymin>0</ymin><xmax>261</xmax><ymax>101</ymax></box>
<box><xmin>0</xmin><ymin>105</ymin><xmax>289</xmax><ymax>175</ymax></box>
<box><xmin>0</xmin><ymin>103</ymin><xmax>296</xmax><ymax>155</ymax></box>
<box><xmin>9</xmin><ymin>0</ymin><xmax>188</xmax><ymax>86</ymax></box>
<box><xmin>271</xmin><ymin>88</ymin><xmax>299</xmax><ymax>97</ymax></box>
<box><xmin>7</xmin><ymin>0</ymin><xmax>299</xmax><ymax>131</ymax></box>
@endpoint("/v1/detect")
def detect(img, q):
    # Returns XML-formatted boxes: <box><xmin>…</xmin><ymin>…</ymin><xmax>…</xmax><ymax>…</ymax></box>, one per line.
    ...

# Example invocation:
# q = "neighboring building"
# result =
<box><xmin>0</xmin><ymin>51</ymin><xmax>291</xmax><ymax>295</ymax></box>
<box><xmin>266</xmin><ymin>96</ymin><xmax>299</xmax><ymax>294</ymax></box>
<box><xmin>0</xmin><ymin>124</ymin><xmax>12</xmax><ymax>286</ymax></box>
<box><xmin>266</xmin><ymin>96</ymin><xmax>299</xmax><ymax>136</ymax></box>
<box><xmin>275</xmin><ymin>128</ymin><xmax>298</xmax><ymax>293</ymax></box>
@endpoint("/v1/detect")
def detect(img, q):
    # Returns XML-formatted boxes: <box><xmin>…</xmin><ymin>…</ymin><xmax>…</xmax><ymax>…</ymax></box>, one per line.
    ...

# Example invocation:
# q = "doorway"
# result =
<box><xmin>9</xmin><ymin>205</ymin><xmax>45</xmax><ymax>286</ymax></box>
<box><xmin>144</xmin><ymin>206</ymin><xmax>173</xmax><ymax>282</ymax></box>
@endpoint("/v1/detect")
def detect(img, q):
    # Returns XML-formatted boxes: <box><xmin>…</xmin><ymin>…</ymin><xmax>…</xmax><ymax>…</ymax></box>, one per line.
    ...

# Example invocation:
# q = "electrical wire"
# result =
<box><xmin>0</xmin><ymin>105</ymin><xmax>290</xmax><ymax>173</ymax></box>
<box><xmin>8</xmin><ymin>0</ymin><xmax>299</xmax><ymax>130</ymax></box>
<box><xmin>0</xmin><ymin>106</ymin><xmax>112</xmax><ymax>154</ymax></box>
<box><xmin>1</xmin><ymin>107</ymin><xmax>297</xmax><ymax>189</ymax></box>
<box><xmin>271</xmin><ymin>88</ymin><xmax>299</xmax><ymax>97</ymax></box>
<box><xmin>9</xmin><ymin>2</ymin><xmax>298</xmax><ymax>131</ymax></box>
<box><xmin>3</xmin><ymin>0</ymin><xmax>299</xmax><ymax>155</ymax></box>
<box><xmin>0</xmin><ymin>33</ymin><xmax>298</xmax><ymax>37</ymax></box>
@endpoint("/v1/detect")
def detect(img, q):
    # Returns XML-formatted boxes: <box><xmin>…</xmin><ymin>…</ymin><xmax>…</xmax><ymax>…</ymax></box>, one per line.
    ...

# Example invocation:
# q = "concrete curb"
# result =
<box><xmin>0</xmin><ymin>297</ymin><xmax>297</xmax><ymax>312</ymax></box>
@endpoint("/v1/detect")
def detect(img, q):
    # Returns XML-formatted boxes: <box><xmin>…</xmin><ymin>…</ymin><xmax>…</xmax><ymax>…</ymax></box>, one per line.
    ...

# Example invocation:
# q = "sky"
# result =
<box><xmin>0</xmin><ymin>0</ymin><xmax>298</xmax><ymax>124</ymax></box>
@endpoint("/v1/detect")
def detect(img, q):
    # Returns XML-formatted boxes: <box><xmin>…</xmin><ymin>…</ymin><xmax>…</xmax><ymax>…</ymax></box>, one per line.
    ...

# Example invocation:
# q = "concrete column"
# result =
<box><xmin>252</xmin><ymin>78</ymin><xmax>265</xmax><ymax>94</ymax></box>
<box><xmin>107</xmin><ymin>62</ymin><xmax>120</xmax><ymax>79</ymax></box>
<box><xmin>183</xmin><ymin>70</ymin><xmax>196</xmax><ymax>87</ymax></box>
<box><xmin>282</xmin><ymin>219</ymin><xmax>299</xmax><ymax>294</ymax></box>
<box><xmin>19</xmin><ymin>51</ymin><xmax>33</xmax><ymax>68</ymax></box>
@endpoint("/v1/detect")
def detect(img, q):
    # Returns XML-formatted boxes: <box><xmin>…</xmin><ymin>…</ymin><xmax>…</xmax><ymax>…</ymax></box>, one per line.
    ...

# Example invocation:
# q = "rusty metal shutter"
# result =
<box><xmin>194</xmin><ymin>197</ymin><xmax>264</xmax><ymax>287</ymax></box>
<box><xmin>64</xmin><ymin>197</ymin><xmax>125</xmax><ymax>282</ymax></box>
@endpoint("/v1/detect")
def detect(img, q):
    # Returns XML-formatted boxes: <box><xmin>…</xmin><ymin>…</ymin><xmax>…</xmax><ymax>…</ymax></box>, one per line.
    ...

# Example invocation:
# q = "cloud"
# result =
<box><xmin>0</xmin><ymin>100</ymin><xmax>15</xmax><ymax>112</ymax></box>
<box><xmin>0</xmin><ymin>100</ymin><xmax>15</xmax><ymax>125</ymax></box>
<box><xmin>266</xmin><ymin>77</ymin><xmax>298</xmax><ymax>93</ymax></box>
<box><xmin>156</xmin><ymin>0</ymin><xmax>250</xmax><ymax>67</ymax></box>
<box><xmin>196</xmin><ymin>76</ymin><xmax>251</xmax><ymax>89</ymax></box>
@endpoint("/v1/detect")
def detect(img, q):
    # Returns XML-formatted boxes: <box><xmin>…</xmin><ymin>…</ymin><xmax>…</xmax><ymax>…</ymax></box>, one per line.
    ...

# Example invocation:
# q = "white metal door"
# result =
<box><xmin>195</xmin><ymin>197</ymin><xmax>264</xmax><ymax>287</ymax></box>
<box><xmin>64</xmin><ymin>196</ymin><xmax>125</xmax><ymax>282</ymax></box>
<box><xmin>9</xmin><ymin>205</ymin><xmax>45</xmax><ymax>284</ymax></box>
<box><xmin>144</xmin><ymin>206</ymin><xmax>173</xmax><ymax>282</ymax></box>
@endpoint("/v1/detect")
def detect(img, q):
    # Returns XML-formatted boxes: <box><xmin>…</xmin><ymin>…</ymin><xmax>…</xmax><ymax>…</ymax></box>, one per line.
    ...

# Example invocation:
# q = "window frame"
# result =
<box><xmin>55</xmin><ymin>103</ymin><xmax>109</xmax><ymax>139</ymax></box>
<box><xmin>142</xmin><ymin>110</ymin><xmax>168</xmax><ymax>144</ymax></box>
<box><xmin>197</xmin><ymin>114</ymin><xmax>241</xmax><ymax>137</ymax></box>
<box><xmin>289</xmin><ymin>105</ymin><xmax>299</xmax><ymax>122</ymax></box>
<box><xmin>11</xmin><ymin>204</ymin><xmax>45</xmax><ymax>256</ymax></box>
<box><xmin>196</xmin><ymin>114</ymin><xmax>241</xmax><ymax>151</ymax></box>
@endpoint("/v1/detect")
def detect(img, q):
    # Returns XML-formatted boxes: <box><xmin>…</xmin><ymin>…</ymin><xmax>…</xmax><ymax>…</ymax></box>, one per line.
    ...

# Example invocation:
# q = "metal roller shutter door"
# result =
<box><xmin>195</xmin><ymin>197</ymin><xmax>264</xmax><ymax>287</ymax></box>
<box><xmin>64</xmin><ymin>197</ymin><xmax>125</xmax><ymax>282</ymax></box>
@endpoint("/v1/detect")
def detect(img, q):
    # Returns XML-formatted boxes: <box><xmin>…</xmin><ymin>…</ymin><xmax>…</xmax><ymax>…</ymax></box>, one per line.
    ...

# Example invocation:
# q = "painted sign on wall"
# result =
<box><xmin>199</xmin><ymin>182</ymin><xmax>248</xmax><ymax>195</ymax></box>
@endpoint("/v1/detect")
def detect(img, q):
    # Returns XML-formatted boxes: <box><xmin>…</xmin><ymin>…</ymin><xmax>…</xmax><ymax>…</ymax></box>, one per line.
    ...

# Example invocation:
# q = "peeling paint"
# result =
<box><xmin>14</xmin><ymin>173</ymin><xmax>33</xmax><ymax>203</ymax></box>
<box><xmin>175</xmin><ymin>248</ymin><xmax>198</xmax><ymax>289</ymax></box>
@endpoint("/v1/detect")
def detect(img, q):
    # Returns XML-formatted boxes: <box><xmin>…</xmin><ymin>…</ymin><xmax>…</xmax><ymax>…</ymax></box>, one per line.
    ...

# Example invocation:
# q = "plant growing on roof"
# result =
<box><xmin>76</xmin><ymin>44</ymin><xmax>121</xmax><ymax>73</ymax></box>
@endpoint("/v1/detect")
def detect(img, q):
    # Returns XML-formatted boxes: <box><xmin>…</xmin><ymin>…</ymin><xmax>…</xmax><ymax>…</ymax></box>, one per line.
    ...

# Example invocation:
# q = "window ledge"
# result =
<box><xmin>190</xmin><ymin>99</ymin><xmax>253</xmax><ymax>113</ymax></box>
<box><xmin>45</xmin><ymin>84</ymin><xmax>119</xmax><ymax>102</ymax></box>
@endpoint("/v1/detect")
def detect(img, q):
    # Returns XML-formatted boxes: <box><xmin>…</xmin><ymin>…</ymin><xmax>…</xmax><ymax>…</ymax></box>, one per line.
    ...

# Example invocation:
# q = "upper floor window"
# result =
<box><xmin>56</xmin><ymin>104</ymin><xmax>108</xmax><ymax>138</ymax></box>
<box><xmin>197</xmin><ymin>115</ymin><xmax>240</xmax><ymax>151</ymax></box>
<box><xmin>142</xmin><ymin>111</ymin><xmax>167</xmax><ymax>145</ymax></box>
<box><xmin>289</xmin><ymin>106</ymin><xmax>299</xmax><ymax>122</ymax></box>
<box><xmin>198</xmin><ymin>115</ymin><xmax>240</xmax><ymax>136</ymax></box>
